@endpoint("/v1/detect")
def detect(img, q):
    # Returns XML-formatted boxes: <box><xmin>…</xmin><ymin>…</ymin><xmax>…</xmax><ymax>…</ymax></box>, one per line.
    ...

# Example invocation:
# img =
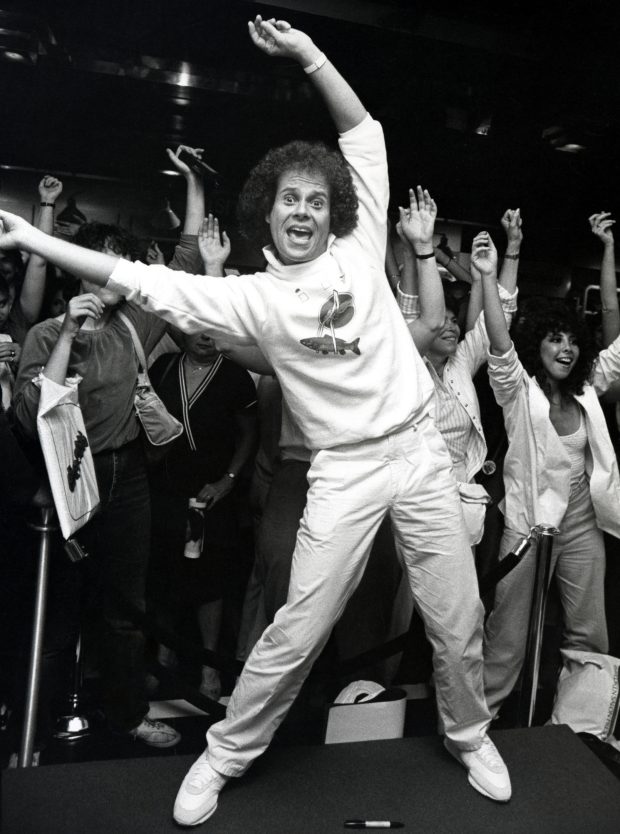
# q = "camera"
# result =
<box><xmin>64</xmin><ymin>538</ymin><xmax>89</xmax><ymax>562</ymax></box>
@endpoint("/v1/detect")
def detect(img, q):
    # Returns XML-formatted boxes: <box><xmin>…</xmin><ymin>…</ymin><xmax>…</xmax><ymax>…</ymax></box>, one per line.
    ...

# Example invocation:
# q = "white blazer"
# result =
<box><xmin>487</xmin><ymin>334</ymin><xmax>620</xmax><ymax>539</ymax></box>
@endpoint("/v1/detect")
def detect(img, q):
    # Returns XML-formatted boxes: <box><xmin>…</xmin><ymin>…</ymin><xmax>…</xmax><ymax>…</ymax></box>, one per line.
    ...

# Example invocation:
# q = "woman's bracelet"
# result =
<box><xmin>40</xmin><ymin>202</ymin><xmax>55</xmax><ymax>208</ymax></box>
<box><xmin>504</xmin><ymin>251</ymin><xmax>520</xmax><ymax>260</ymax></box>
<box><xmin>415</xmin><ymin>251</ymin><xmax>435</xmax><ymax>260</ymax></box>
<box><xmin>303</xmin><ymin>53</ymin><xmax>327</xmax><ymax>74</ymax></box>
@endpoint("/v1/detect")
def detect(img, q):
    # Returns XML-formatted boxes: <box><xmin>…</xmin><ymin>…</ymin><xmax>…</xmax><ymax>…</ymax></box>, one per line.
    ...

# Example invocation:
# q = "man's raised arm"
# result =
<box><xmin>0</xmin><ymin>210</ymin><xmax>117</xmax><ymax>289</ymax></box>
<box><xmin>248</xmin><ymin>16</ymin><xmax>366</xmax><ymax>133</ymax></box>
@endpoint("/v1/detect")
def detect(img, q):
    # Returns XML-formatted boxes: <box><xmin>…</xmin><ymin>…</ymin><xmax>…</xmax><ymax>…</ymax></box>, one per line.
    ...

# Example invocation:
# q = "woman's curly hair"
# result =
<box><xmin>74</xmin><ymin>222</ymin><xmax>138</xmax><ymax>259</ymax></box>
<box><xmin>237</xmin><ymin>140</ymin><xmax>359</xmax><ymax>247</ymax></box>
<box><xmin>510</xmin><ymin>298</ymin><xmax>598</xmax><ymax>397</ymax></box>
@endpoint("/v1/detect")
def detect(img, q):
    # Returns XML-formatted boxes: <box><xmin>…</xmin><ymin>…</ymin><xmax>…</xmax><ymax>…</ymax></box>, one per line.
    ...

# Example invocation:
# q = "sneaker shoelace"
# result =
<box><xmin>476</xmin><ymin>738</ymin><xmax>504</xmax><ymax>772</ymax></box>
<box><xmin>187</xmin><ymin>758</ymin><xmax>219</xmax><ymax>793</ymax></box>
<box><xmin>144</xmin><ymin>719</ymin><xmax>167</xmax><ymax>732</ymax></box>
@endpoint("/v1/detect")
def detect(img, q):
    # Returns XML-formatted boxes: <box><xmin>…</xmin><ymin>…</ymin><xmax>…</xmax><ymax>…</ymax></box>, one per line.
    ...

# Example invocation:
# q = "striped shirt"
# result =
<box><xmin>425</xmin><ymin>361</ymin><xmax>473</xmax><ymax>482</ymax></box>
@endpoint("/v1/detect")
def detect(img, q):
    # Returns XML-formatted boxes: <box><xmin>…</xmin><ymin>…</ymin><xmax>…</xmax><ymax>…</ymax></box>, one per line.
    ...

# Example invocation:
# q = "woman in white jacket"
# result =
<box><xmin>473</xmin><ymin>230</ymin><xmax>620</xmax><ymax>719</ymax></box>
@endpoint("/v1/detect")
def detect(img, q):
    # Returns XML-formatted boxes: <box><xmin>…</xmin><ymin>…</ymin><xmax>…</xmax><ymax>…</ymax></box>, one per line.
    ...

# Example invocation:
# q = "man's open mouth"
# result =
<box><xmin>287</xmin><ymin>226</ymin><xmax>312</xmax><ymax>242</ymax></box>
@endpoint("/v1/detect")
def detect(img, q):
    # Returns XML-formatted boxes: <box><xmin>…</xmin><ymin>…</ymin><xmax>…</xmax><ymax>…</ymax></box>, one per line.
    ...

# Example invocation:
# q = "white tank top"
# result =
<box><xmin>559</xmin><ymin>411</ymin><xmax>587</xmax><ymax>489</ymax></box>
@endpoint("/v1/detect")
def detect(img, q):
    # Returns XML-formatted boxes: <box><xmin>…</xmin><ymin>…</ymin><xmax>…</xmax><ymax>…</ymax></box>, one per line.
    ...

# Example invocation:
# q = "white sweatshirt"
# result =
<box><xmin>107</xmin><ymin>115</ymin><xmax>434</xmax><ymax>450</ymax></box>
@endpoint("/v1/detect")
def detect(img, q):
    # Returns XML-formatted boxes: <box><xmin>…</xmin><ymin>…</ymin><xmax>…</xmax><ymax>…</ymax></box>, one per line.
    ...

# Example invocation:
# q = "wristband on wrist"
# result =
<box><xmin>504</xmin><ymin>251</ymin><xmax>520</xmax><ymax>260</ymax></box>
<box><xmin>303</xmin><ymin>52</ymin><xmax>327</xmax><ymax>74</ymax></box>
<box><xmin>40</xmin><ymin>202</ymin><xmax>55</xmax><ymax>208</ymax></box>
<box><xmin>415</xmin><ymin>251</ymin><xmax>435</xmax><ymax>260</ymax></box>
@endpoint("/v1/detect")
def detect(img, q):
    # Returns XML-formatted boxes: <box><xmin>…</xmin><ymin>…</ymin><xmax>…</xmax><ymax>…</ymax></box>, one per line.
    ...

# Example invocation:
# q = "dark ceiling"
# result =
<box><xmin>1</xmin><ymin>0</ymin><xmax>620</xmax><ymax>260</ymax></box>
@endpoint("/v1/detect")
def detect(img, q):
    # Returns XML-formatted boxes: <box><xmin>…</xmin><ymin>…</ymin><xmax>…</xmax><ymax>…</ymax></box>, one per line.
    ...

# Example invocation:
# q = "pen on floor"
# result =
<box><xmin>344</xmin><ymin>822</ymin><xmax>404</xmax><ymax>830</ymax></box>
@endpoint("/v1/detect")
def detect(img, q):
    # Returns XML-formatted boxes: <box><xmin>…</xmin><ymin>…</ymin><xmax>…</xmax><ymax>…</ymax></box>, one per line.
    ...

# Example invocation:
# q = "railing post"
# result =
<box><xmin>517</xmin><ymin>523</ymin><xmax>559</xmax><ymax>728</ymax></box>
<box><xmin>19</xmin><ymin>506</ymin><xmax>57</xmax><ymax>767</ymax></box>
<box><xmin>54</xmin><ymin>631</ymin><xmax>91</xmax><ymax>741</ymax></box>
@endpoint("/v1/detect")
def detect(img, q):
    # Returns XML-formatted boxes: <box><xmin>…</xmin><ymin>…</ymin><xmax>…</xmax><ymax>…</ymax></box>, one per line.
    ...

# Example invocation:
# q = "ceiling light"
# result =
<box><xmin>2</xmin><ymin>50</ymin><xmax>26</xmax><ymax>61</ymax></box>
<box><xmin>555</xmin><ymin>143</ymin><xmax>586</xmax><ymax>154</ymax></box>
<box><xmin>474</xmin><ymin>115</ymin><xmax>492</xmax><ymax>136</ymax></box>
<box><xmin>542</xmin><ymin>125</ymin><xmax>586</xmax><ymax>153</ymax></box>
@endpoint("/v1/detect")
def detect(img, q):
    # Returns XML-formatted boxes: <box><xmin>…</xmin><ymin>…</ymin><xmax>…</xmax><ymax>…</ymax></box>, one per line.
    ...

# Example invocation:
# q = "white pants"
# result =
<box><xmin>208</xmin><ymin>417</ymin><xmax>491</xmax><ymax>777</ymax></box>
<box><xmin>484</xmin><ymin>477</ymin><xmax>608</xmax><ymax>718</ymax></box>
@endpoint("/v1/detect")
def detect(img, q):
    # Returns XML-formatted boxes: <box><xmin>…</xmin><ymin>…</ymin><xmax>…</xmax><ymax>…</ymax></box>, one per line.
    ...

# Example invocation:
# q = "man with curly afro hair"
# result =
<box><xmin>237</xmin><ymin>139</ymin><xmax>359</xmax><ymax>248</ymax></box>
<box><xmin>0</xmin><ymin>16</ymin><xmax>511</xmax><ymax>823</ymax></box>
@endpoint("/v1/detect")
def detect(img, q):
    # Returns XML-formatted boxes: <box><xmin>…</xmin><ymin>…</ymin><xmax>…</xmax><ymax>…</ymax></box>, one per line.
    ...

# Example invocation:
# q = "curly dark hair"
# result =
<box><xmin>510</xmin><ymin>298</ymin><xmax>597</xmax><ymax>397</ymax></box>
<box><xmin>444</xmin><ymin>294</ymin><xmax>461</xmax><ymax>318</ymax></box>
<box><xmin>0</xmin><ymin>249</ymin><xmax>25</xmax><ymax>279</ymax></box>
<box><xmin>74</xmin><ymin>222</ymin><xmax>137</xmax><ymax>259</ymax></box>
<box><xmin>237</xmin><ymin>140</ymin><xmax>359</xmax><ymax>247</ymax></box>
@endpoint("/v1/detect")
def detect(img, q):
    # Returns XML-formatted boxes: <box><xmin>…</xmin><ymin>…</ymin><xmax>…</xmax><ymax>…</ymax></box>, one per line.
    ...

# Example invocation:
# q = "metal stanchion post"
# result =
<box><xmin>19</xmin><ymin>506</ymin><xmax>57</xmax><ymax>767</ymax></box>
<box><xmin>54</xmin><ymin>631</ymin><xmax>91</xmax><ymax>740</ymax></box>
<box><xmin>517</xmin><ymin>523</ymin><xmax>559</xmax><ymax>728</ymax></box>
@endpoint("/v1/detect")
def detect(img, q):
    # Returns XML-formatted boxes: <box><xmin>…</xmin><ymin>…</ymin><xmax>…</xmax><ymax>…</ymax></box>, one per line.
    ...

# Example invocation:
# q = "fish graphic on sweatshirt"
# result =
<box><xmin>298</xmin><ymin>289</ymin><xmax>361</xmax><ymax>356</ymax></box>
<box><xmin>300</xmin><ymin>336</ymin><xmax>361</xmax><ymax>356</ymax></box>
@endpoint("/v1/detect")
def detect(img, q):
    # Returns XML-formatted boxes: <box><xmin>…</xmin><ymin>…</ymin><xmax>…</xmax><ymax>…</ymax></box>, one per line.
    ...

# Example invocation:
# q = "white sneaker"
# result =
<box><xmin>444</xmin><ymin>735</ymin><xmax>511</xmax><ymax>802</ymax></box>
<box><xmin>173</xmin><ymin>751</ymin><xmax>228</xmax><ymax>826</ymax></box>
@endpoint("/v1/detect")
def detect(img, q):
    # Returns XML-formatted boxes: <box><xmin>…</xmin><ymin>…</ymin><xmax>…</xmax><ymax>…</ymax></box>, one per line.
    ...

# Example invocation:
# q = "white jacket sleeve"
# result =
<box><xmin>460</xmin><ymin>285</ymin><xmax>518</xmax><ymax>376</ymax></box>
<box><xmin>487</xmin><ymin>341</ymin><xmax>527</xmax><ymax>408</ymax></box>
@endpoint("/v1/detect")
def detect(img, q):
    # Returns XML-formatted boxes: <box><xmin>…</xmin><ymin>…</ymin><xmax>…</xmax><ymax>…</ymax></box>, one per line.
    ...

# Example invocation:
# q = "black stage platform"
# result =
<box><xmin>3</xmin><ymin>726</ymin><xmax>620</xmax><ymax>833</ymax></box>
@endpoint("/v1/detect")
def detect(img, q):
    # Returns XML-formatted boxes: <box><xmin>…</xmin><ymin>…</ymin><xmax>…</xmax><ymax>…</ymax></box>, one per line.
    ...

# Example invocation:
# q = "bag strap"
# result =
<box><xmin>117</xmin><ymin>310</ymin><xmax>149</xmax><ymax>374</ymax></box>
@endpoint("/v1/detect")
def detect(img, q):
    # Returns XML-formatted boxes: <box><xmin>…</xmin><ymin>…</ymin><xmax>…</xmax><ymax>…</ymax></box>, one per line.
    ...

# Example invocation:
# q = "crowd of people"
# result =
<box><xmin>1</xmin><ymin>15</ymin><xmax>619</xmax><ymax>829</ymax></box>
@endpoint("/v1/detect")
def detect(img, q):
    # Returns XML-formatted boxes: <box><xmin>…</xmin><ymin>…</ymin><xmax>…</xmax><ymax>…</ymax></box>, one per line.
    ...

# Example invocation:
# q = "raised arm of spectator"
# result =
<box><xmin>198</xmin><ymin>213</ymin><xmax>274</xmax><ymax>374</ymax></box>
<box><xmin>166</xmin><ymin>145</ymin><xmax>206</xmax><ymax>235</ymax></box>
<box><xmin>497</xmin><ymin>208</ymin><xmax>522</xmax><ymax>294</ymax></box>
<box><xmin>249</xmin><ymin>16</ymin><xmax>366</xmax><ymax>133</ymax></box>
<box><xmin>475</xmin><ymin>232</ymin><xmax>511</xmax><ymax>356</ymax></box>
<box><xmin>20</xmin><ymin>176</ymin><xmax>63</xmax><ymax>323</ymax></box>
<box><xmin>590</xmin><ymin>211</ymin><xmax>619</xmax><ymax>347</ymax></box>
<box><xmin>198</xmin><ymin>214</ymin><xmax>231</xmax><ymax>277</ymax></box>
<box><xmin>464</xmin><ymin>264</ymin><xmax>483</xmax><ymax>333</ymax></box>
<box><xmin>394</xmin><ymin>217</ymin><xmax>422</xmax><ymax>323</ymax></box>
<box><xmin>43</xmin><ymin>293</ymin><xmax>104</xmax><ymax>386</ymax></box>
<box><xmin>385</xmin><ymin>227</ymin><xmax>402</xmax><ymax>294</ymax></box>
<box><xmin>465</xmin><ymin>209</ymin><xmax>521</xmax><ymax>334</ymax></box>
<box><xmin>146</xmin><ymin>241</ymin><xmax>165</xmax><ymax>266</ymax></box>
<box><xmin>396</xmin><ymin>218</ymin><xmax>418</xmax><ymax>298</ymax></box>
<box><xmin>13</xmin><ymin>292</ymin><xmax>105</xmax><ymax>437</ymax></box>
<box><xmin>435</xmin><ymin>235</ymin><xmax>473</xmax><ymax>284</ymax></box>
<box><xmin>398</xmin><ymin>186</ymin><xmax>444</xmax><ymax>354</ymax></box>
